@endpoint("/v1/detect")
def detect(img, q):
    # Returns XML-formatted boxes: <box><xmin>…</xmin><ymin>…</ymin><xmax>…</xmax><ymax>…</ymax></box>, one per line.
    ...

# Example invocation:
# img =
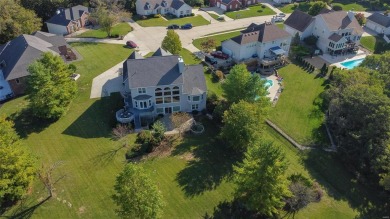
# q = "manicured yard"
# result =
<box><xmin>360</xmin><ymin>36</ymin><xmax>390</xmax><ymax>54</ymax></box>
<box><xmin>225</xmin><ymin>4</ymin><xmax>276</xmax><ymax>19</ymax></box>
<box><xmin>332</xmin><ymin>0</ymin><xmax>390</xmax><ymax>11</ymax></box>
<box><xmin>76</xmin><ymin>22</ymin><xmax>132</xmax><ymax>38</ymax></box>
<box><xmin>207</xmin><ymin>12</ymin><xmax>224</xmax><ymax>22</ymax></box>
<box><xmin>134</xmin><ymin>15</ymin><xmax>210</xmax><ymax>27</ymax></box>
<box><xmin>193</xmin><ymin>31</ymin><xmax>241</xmax><ymax>50</ymax></box>
<box><xmin>279</xmin><ymin>2</ymin><xmax>314</xmax><ymax>13</ymax></box>
<box><xmin>276</xmin><ymin>23</ymin><xmax>284</xmax><ymax>29</ymax></box>
<box><xmin>269</xmin><ymin>64</ymin><xmax>329</xmax><ymax>146</ymax></box>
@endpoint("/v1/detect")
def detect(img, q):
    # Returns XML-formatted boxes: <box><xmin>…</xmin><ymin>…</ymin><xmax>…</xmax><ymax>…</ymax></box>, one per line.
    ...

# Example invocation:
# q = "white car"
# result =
<box><xmin>278</xmin><ymin>13</ymin><xmax>286</xmax><ymax>17</ymax></box>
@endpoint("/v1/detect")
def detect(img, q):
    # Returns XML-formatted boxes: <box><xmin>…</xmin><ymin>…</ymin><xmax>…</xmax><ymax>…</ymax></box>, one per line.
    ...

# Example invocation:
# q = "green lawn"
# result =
<box><xmin>225</xmin><ymin>4</ymin><xmax>276</xmax><ymax>19</ymax></box>
<box><xmin>276</xmin><ymin>23</ymin><xmax>284</xmax><ymax>29</ymax></box>
<box><xmin>332</xmin><ymin>0</ymin><xmax>390</xmax><ymax>11</ymax></box>
<box><xmin>77</xmin><ymin>23</ymin><xmax>132</xmax><ymax>38</ymax></box>
<box><xmin>193</xmin><ymin>31</ymin><xmax>241</xmax><ymax>50</ymax></box>
<box><xmin>207</xmin><ymin>12</ymin><xmax>224</xmax><ymax>22</ymax></box>
<box><xmin>279</xmin><ymin>2</ymin><xmax>314</xmax><ymax>13</ymax></box>
<box><xmin>269</xmin><ymin>64</ymin><xmax>329</xmax><ymax>146</ymax></box>
<box><xmin>360</xmin><ymin>36</ymin><xmax>390</xmax><ymax>54</ymax></box>
<box><xmin>134</xmin><ymin>15</ymin><xmax>210</xmax><ymax>27</ymax></box>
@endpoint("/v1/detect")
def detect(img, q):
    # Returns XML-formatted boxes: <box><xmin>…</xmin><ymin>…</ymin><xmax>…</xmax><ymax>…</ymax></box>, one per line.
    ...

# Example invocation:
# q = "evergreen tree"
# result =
<box><xmin>161</xmin><ymin>30</ymin><xmax>182</xmax><ymax>55</ymax></box>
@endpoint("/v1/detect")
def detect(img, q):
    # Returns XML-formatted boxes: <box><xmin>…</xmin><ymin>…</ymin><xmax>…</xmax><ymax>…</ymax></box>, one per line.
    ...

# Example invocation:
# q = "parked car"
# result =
<box><xmin>181</xmin><ymin>23</ymin><xmax>193</xmax><ymax>29</ymax></box>
<box><xmin>126</xmin><ymin>40</ymin><xmax>137</xmax><ymax>48</ymax></box>
<box><xmin>278</xmin><ymin>13</ymin><xmax>286</xmax><ymax>17</ymax></box>
<box><xmin>274</xmin><ymin>17</ymin><xmax>284</xmax><ymax>22</ymax></box>
<box><xmin>205</xmin><ymin>55</ymin><xmax>218</xmax><ymax>65</ymax></box>
<box><xmin>211</xmin><ymin>51</ymin><xmax>229</xmax><ymax>60</ymax></box>
<box><xmin>167</xmin><ymin>24</ymin><xmax>179</xmax><ymax>29</ymax></box>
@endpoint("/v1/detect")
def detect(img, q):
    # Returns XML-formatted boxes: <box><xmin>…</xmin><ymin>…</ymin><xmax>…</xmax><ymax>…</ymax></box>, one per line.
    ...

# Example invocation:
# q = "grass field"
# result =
<box><xmin>134</xmin><ymin>15</ymin><xmax>210</xmax><ymax>27</ymax></box>
<box><xmin>269</xmin><ymin>64</ymin><xmax>329</xmax><ymax>146</ymax></box>
<box><xmin>332</xmin><ymin>0</ymin><xmax>390</xmax><ymax>11</ymax></box>
<box><xmin>225</xmin><ymin>5</ymin><xmax>275</xmax><ymax>19</ymax></box>
<box><xmin>360</xmin><ymin>36</ymin><xmax>390</xmax><ymax>54</ymax></box>
<box><xmin>193</xmin><ymin>31</ymin><xmax>241</xmax><ymax>50</ymax></box>
<box><xmin>207</xmin><ymin>12</ymin><xmax>224</xmax><ymax>21</ymax></box>
<box><xmin>77</xmin><ymin>23</ymin><xmax>132</xmax><ymax>38</ymax></box>
<box><xmin>279</xmin><ymin>2</ymin><xmax>313</xmax><ymax>13</ymax></box>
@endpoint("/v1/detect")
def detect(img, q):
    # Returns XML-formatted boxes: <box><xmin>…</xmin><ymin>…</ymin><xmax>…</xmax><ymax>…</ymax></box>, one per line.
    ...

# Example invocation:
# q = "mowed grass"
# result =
<box><xmin>279</xmin><ymin>2</ymin><xmax>314</xmax><ymax>13</ymax></box>
<box><xmin>77</xmin><ymin>22</ymin><xmax>132</xmax><ymax>38</ymax></box>
<box><xmin>269</xmin><ymin>64</ymin><xmax>328</xmax><ymax>146</ymax></box>
<box><xmin>207</xmin><ymin>12</ymin><xmax>224</xmax><ymax>21</ymax></box>
<box><xmin>332</xmin><ymin>0</ymin><xmax>390</xmax><ymax>11</ymax></box>
<box><xmin>134</xmin><ymin>15</ymin><xmax>210</xmax><ymax>27</ymax></box>
<box><xmin>360</xmin><ymin>36</ymin><xmax>390</xmax><ymax>54</ymax></box>
<box><xmin>193</xmin><ymin>31</ymin><xmax>241</xmax><ymax>50</ymax></box>
<box><xmin>225</xmin><ymin>4</ymin><xmax>276</xmax><ymax>19</ymax></box>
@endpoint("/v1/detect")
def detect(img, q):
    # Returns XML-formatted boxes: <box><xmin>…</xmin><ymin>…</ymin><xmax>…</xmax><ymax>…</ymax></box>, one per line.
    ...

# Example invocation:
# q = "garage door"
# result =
<box><xmin>220</xmin><ymin>4</ymin><xmax>226</xmax><ymax>10</ymax></box>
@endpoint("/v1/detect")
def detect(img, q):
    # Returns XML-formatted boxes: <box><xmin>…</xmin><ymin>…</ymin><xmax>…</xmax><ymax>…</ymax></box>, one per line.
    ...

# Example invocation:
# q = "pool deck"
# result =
<box><xmin>263</xmin><ymin>75</ymin><xmax>280</xmax><ymax>101</ymax></box>
<box><xmin>321</xmin><ymin>50</ymin><xmax>367</xmax><ymax>69</ymax></box>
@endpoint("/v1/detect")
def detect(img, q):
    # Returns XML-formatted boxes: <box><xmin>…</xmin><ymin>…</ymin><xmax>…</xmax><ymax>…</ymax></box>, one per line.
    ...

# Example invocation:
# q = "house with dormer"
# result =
<box><xmin>46</xmin><ymin>5</ymin><xmax>91</xmax><ymax>35</ymax></box>
<box><xmin>136</xmin><ymin>0</ymin><xmax>192</xmax><ymax>17</ymax></box>
<box><xmin>221</xmin><ymin>22</ymin><xmax>292</xmax><ymax>62</ymax></box>
<box><xmin>284</xmin><ymin>10</ymin><xmax>364</xmax><ymax>55</ymax></box>
<box><xmin>117</xmin><ymin>48</ymin><xmax>206</xmax><ymax>129</ymax></box>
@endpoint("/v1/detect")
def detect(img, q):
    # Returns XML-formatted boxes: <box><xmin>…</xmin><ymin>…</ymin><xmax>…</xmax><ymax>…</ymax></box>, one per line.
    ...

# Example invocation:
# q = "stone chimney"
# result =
<box><xmin>347</xmin><ymin>10</ymin><xmax>355</xmax><ymax>20</ymax></box>
<box><xmin>178</xmin><ymin>56</ymin><xmax>184</xmax><ymax>73</ymax></box>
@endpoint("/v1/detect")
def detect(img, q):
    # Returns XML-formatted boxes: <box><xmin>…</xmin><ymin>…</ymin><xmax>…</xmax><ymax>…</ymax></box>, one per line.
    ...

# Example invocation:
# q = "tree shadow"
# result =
<box><xmin>90</xmin><ymin>145</ymin><xmax>126</xmax><ymax>167</ymax></box>
<box><xmin>302</xmin><ymin>149</ymin><xmax>389</xmax><ymax>218</ymax></box>
<box><xmin>203</xmin><ymin>199</ymin><xmax>264</xmax><ymax>219</ymax></box>
<box><xmin>173</xmin><ymin>119</ymin><xmax>240</xmax><ymax>197</ymax></box>
<box><xmin>62</xmin><ymin>94</ymin><xmax>123</xmax><ymax>138</ymax></box>
<box><xmin>5</xmin><ymin>196</ymin><xmax>51</xmax><ymax>219</ymax></box>
<box><xmin>8</xmin><ymin>108</ymin><xmax>53</xmax><ymax>139</ymax></box>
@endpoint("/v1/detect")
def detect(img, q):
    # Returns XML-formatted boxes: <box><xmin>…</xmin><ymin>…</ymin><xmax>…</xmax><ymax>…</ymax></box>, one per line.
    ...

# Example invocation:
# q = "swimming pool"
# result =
<box><xmin>264</xmin><ymin>79</ymin><xmax>274</xmax><ymax>89</ymax></box>
<box><xmin>340</xmin><ymin>58</ymin><xmax>365</xmax><ymax>69</ymax></box>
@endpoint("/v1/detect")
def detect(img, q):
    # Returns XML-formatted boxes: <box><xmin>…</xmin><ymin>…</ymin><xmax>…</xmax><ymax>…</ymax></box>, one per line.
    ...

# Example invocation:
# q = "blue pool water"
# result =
<box><xmin>264</xmin><ymin>79</ymin><xmax>274</xmax><ymax>89</ymax></box>
<box><xmin>340</xmin><ymin>58</ymin><xmax>365</xmax><ymax>69</ymax></box>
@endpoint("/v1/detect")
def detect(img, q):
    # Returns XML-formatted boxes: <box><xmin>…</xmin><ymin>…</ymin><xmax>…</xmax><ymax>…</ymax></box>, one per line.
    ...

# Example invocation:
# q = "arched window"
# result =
<box><xmin>155</xmin><ymin>88</ymin><xmax>162</xmax><ymax>96</ymax></box>
<box><xmin>164</xmin><ymin>87</ymin><xmax>171</xmax><ymax>96</ymax></box>
<box><xmin>172</xmin><ymin>86</ymin><xmax>180</xmax><ymax>95</ymax></box>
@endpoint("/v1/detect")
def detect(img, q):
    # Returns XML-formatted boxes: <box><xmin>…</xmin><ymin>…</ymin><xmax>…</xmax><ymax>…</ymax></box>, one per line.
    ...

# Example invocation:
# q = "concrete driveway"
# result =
<box><xmin>90</xmin><ymin>61</ymin><xmax>125</xmax><ymax>98</ymax></box>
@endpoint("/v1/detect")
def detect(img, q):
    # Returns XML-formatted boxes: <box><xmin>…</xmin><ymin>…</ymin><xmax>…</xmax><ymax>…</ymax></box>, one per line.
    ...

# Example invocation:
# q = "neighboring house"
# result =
<box><xmin>366</xmin><ymin>12</ymin><xmax>390</xmax><ymax>41</ymax></box>
<box><xmin>0</xmin><ymin>31</ymin><xmax>76</xmax><ymax>100</ymax></box>
<box><xmin>209</xmin><ymin>0</ymin><xmax>258</xmax><ymax>11</ymax></box>
<box><xmin>46</xmin><ymin>5</ymin><xmax>91</xmax><ymax>35</ymax></box>
<box><xmin>272</xmin><ymin>0</ymin><xmax>292</xmax><ymax>4</ymax></box>
<box><xmin>221</xmin><ymin>22</ymin><xmax>292</xmax><ymax>62</ymax></box>
<box><xmin>118</xmin><ymin>48</ymin><xmax>207</xmax><ymax>129</ymax></box>
<box><xmin>284</xmin><ymin>10</ymin><xmax>364</xmax><ymax>54</ymax></box>
<box><xmin>136</xmin><ymin>0</ymin><xmax>192</xmax><ymax>17</ymax></box>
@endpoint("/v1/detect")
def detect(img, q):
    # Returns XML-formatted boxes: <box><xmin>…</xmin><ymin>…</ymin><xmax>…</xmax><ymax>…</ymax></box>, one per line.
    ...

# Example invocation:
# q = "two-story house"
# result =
<box><xmin>209</xmin><ymin>0</ymin><xmax>258</xmax><ymax>11</ymax></box>
<box><xmin>117</xmin><ymin>48</ymin><xmax>207</xmax><ymax>129</ymax></box>
<box><xmin>46</xmin><ymin>5</ymin><xmax>91</xmax><ymax>35</ymax></box>
<box><xmin>284</xmin><ymin>10</ymin><xmax>363</xmax><ymax>55</ymax></box>
<box><xmin>136</xmin><ymin>0</ymin><xmax>192</xmax><ymax>17</ymax></box>
<box><xmin>221</xmin><ymin>22</ymin><xmax>292</xmax><ymax>62</ymax></box>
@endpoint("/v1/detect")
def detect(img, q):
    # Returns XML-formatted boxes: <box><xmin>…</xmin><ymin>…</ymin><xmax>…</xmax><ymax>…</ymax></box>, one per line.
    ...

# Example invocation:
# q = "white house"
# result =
<box><xmin>136</xmin><ymin>0</ymin><xmax>192</xmax><ymax>17</ymax></box>
<box><xmin>46</xmin><ymin>5</ymin><xmax>91</xmax><ymax>35</ymax></box>
<box><xmin>221</xmin><ymin>22</ymin><xmax>292</xmax><ymax>62</ymax></box>
<box><xmin>273</xmin><ymin>0</ymin><xmax>292</xmax><ymax>4</ymax></box>
<box><xmin>366</xmin><ymin>12</ymin><xmax>390</xmax><ymax>36</ymax></box>
<box><xmin>284</xmin><ymin>10</ymin><xmax>364</xmax><ymax>55</ymax></box>
<box><xmin>118</xmin><ymin>48</ymin><xmax>207</xmax><ymax>129</ymax></box>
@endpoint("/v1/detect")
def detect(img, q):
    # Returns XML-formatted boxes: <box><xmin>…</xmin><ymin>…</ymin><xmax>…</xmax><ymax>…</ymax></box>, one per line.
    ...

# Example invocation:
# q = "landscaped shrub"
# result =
<box><xmin>154</xmin><ymin>14</ymin><xmax>161</xmax><ymax>18</ymax></box>
<box><xmin>141</xmin><ymin>15</ymin><xmax>147</xmax><ymax>19</ymax></box>
<box><xmin>261</xmin><ymin>4</ymin><xmax>266</xmax><ymax>8</ymax></box>
<box><xmin>190</xmin><ymin>13</ymin><xmax>195</xmax><ymax>16</ymax></box>
<box><xmin>304</xmin><ymin>35</ymin><xmax>318</xmax><ymax>46</ymax></box>
<box><xmin>213</xmin><ymin>70</ymin><xmax>224</xmax><ymax>81</ymax></box>
<box><xmin>180</xmin><ymin>15</ymin><xmax>184</xmax><ymax>18</ymax></box>
<box><xmin>332</xmin><ymin>5</ymin><xmax>342</xmax><ymax>11</ymax></box>
<box><xmin>257</xmin><ymin>9</ymin><xmax>263</xmax><ymax>12</ymax></box>
<box><xmin>206</xmin><ymin>92</ymin><xmax>220</xmax><ymax>113</ymax></box>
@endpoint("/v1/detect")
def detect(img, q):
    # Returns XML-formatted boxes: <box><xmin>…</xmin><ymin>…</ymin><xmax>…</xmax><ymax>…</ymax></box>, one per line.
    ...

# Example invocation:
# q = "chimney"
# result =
<box><xmin>178</xmin><ymin>56</ymin><xmax>184</xmax><ymax>73</ymax></box>
<box><xmin>347</xmin><ymin>10</ymin><xmax>355</xmax><ymax>20</ymax></box>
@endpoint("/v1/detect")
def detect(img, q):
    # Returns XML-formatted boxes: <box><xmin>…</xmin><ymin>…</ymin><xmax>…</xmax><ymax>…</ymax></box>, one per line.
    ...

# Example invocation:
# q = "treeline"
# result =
<box><xmin>325</xmin><ymin>51</ymin><xmax>390</xmax><ymax>193</ymax></box>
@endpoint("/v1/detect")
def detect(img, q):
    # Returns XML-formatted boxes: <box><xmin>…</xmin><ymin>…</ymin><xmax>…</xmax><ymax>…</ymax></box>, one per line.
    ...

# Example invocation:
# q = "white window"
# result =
<box><xmin>192</xmin><ymin>104</ymin><xmax>199</xmax><ymax>110</ymax></box>
<box><xmin>138</xmin><ymin>87</ymin><xmax>146</xmax><ymax>94</ymax></box>
<box><xmin>157</xmin><ymin>108</ymin><xmax>164</xmax><ymax>114</ymax></box>
<box><xmin>192</xmin><ymin>96</ymin><xmax>200</xmax><ymax>102</ymax></box>
<box><xmin>186</xmin><ymin>10</ymin><xmax>190</xmax><ymax>14</ymax></box>
<box><xmin>149</xmin><ymin>99</ymin><xmax>152</xmax><ymax>106</ymax></box>
<box><xmin>172</xmin><ymin>106</ymin><xmax>180</xmax><ymax>112</ymax></box>
<box><xmin>135</xmin><ymin>101</ymin><xmax>138</xmax><ymax>107</ymax></box>
<box><xmin>187</xmin><ymin>96</ymin><xmax>191</xmax><ymax>101</ymax></box>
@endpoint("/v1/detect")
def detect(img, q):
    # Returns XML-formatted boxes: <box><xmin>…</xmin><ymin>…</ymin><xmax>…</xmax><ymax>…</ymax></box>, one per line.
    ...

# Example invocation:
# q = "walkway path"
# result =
<box><xmin>90</xmin><ymin>60</ymin><xmax>125</xmax><ymax>98</ymax></box>
<box><xmin>266</xmin><ymin>119</ymin><xmax>311</xmax><ymax>150</ymax></box>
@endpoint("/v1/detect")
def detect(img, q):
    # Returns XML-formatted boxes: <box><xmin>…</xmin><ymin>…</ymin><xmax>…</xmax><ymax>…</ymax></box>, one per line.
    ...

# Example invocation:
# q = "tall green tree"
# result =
<box><xmin>112</xmin><ymin>163</ymin><xmax>165</xmax><ymax>219</ymax></box>
<box><xmin>220</xmin><ymin>100</ymin><xmax>269</xmax><ymax>152</ymax></box>
<box><xmin>161</xmin><ymin>30</ymin><xmax>182</xmax><ymax>55</ymax></box>
<box><xmin>222</xmin><ymin>64</ymin><xmax>268</xmax><ymax>105</ymax></box>
<box><xmin>27</xmin><ymin>52</ymin><xmax>77</xmax><ymax>120</ymax></box>
<box><xmin>0</xmin><ymin>116</ymin><xmax>36</xmax><ymax>205</ymax></box>
<box><xmin>0</xmin><ymin>0</ymin><xmax>42</xmax><ymax>44</ymax></box>
<box><xmin>308</xmin><ymin>1</ymin><xmax>327</xmax><ymax>16</ymax></box>
<box><xmin>19</xmin><ymin>0</ymin><xmax>68</xmax><ymax>24</ymax></box>
<box><xmin>361</xmin><ymin>51</ymin><xmax>390</xmax><ymax>96</ymax></box>
<box><xmin>233</xmin><ymin>140</ymin><xmax>290</xmax><ymax>217</ymax></box>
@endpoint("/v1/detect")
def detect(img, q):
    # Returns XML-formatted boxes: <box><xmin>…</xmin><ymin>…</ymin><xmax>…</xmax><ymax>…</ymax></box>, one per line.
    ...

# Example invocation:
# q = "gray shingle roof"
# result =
<box><xmin>171</xmin><ymin>0</ymin><xmax>185</xmax><ymax>10</ymax></box>
<box><xmin>367</xmin><ymin>12</ymin><xmax>390</xmax><ymax>28</ymax></box>
<box><xmin>318</xmin><ymin>11</ymin><xmax>363</xmax><ymax>35</ymax></box>
<box><xmin>0</xmin><ymin>33</ymin><xmax>69</xmax><ymax>81</ymax></box>
<box><xmin>183</xmin><ymin>65</ymin><xmax>206</xmax><ymax>94</ymax></box>
<box><xmin>133</xmin><ymin>94</ymin><xmax>153</xmax><ymax>100</ymax></box>
<box><xmin>128</xmin><ymin>51</ymin><xmax>144</xmax><ymax>60</ymax></box>
<box><xmin>328</xmin><ymin>33</ymin><xmax>343</xmax><ymax>42</ymax></box>
<box><xmin>46</xmin><ymin>5</ymin><xmax>90</xmax><ymax>26</ymax></box>
<box><xmin>231</xmin><ymin>23</ymin><xmax>291</xmax><ymax>44</ymax></box>
<box><xmin>284</xmin><ymin>10</ymin><xmax>314</xmax><ymax>32</ymax></box>
<box><xmin>153</xmin><ymin>47</ymin><xmax>172</xmax><ymax>56</ymax></box>
<box><xmin>140</xmin><ymin>0</ymin><xmax>187</xmax><ymax>10</ymax></box>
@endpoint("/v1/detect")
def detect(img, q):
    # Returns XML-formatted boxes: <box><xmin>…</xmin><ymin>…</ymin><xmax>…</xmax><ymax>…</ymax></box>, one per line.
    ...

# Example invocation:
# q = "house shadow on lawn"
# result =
<box><xmin>173</xmin><ymin>120</ymin><xmax>240</xmax><ymax>197</ymax></box>
<box><xmin>302</xmin><ymin>149</ymin><xmax>389</xmax><ymax>218</ymax></box>
<box><xmin>62</xmin><ymin>93</ymin><xmax>123</xmax><ymax>138</ymax></box>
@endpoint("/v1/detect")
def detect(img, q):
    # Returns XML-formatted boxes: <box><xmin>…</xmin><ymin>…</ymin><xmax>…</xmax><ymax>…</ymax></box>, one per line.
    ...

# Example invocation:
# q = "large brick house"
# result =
<box><xmin>46</xmin><ymin>5</ymin><xmax>91</xmax><ymax>35</ymax></box>
<box><xmin>0</xmin><ymin>32</ymin><xmax>76</xmax><ymax>101</ymax></box>
<box><xmin>209</xmin><ymin>0</ymin><xmax>258</xmax><ymax>11</ymax></box>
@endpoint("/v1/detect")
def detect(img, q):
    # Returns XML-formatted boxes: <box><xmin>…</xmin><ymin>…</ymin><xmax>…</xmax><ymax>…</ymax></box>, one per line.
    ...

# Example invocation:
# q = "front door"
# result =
<box><xmin>165</xmin><ymin>107</ymin><xmax>172</xmax><ymax>114</ymax></box>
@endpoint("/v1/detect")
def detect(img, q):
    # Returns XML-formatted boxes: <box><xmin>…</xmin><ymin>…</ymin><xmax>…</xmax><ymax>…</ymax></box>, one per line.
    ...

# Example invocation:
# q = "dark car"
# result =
<box><xmin>167</xmin><ymin>24</ymin><xmax>180</xmax><ymax>29</ymax></box>
<box><xmin>181</xmin><ymin>23</ymin><xmax>193</xmax><ymax>29</ymax></box>
<box><xmin>205</xmin><ymin>55</ymin><xmax>217</xmax><ymax>65</ymax></box>
<box><xmin>211</xmin><ymin>51</ymin><xmax>229</xmax><ymax>60</ymax></box>
<box><xmin>126</xmin><ymin>40</ymin><xmax>137</xmax><ymax>48</ymax></box>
